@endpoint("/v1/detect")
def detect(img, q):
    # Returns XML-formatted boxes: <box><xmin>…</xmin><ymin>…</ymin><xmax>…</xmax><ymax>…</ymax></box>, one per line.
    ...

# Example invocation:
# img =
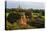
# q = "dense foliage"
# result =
<box><xmin>5</xmin><ymin>8</ymin><xmax>45</xmax><ymax>30</ymax></box>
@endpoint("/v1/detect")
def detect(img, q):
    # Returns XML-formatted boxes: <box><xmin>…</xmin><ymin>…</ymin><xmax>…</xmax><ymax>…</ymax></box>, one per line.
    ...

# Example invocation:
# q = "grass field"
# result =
<box><xmin>6</xmin><ymin>12</ymin><xmax>45</xmax><ymax>30</ymax></box>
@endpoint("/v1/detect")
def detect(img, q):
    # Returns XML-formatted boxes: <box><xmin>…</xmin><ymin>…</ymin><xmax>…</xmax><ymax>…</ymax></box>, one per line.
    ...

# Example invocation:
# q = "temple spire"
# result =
<box><xmin>19</xmin><ymin>4</ymin><xmax>20</xmax><ymax>8</ymax></box>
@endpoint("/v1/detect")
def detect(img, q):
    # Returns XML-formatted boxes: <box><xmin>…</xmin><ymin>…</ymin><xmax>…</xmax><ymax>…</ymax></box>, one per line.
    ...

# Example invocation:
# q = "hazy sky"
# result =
<box><xmin>7</xmin><ymin>1</ymin><xmax>44</xmax><ymax>9</ymax></box>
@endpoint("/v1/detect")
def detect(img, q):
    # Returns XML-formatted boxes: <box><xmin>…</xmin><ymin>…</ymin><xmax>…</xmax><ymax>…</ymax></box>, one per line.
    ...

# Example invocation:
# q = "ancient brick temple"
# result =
<box><xmin>15</xmin><ymin>5</ymin><xmax>32</xmax><ymax>28</ymax></box>
<box><xmin>7</xmin><ymin>5</ymin><xmax>32</xmax><ymax>29</ymax></box>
